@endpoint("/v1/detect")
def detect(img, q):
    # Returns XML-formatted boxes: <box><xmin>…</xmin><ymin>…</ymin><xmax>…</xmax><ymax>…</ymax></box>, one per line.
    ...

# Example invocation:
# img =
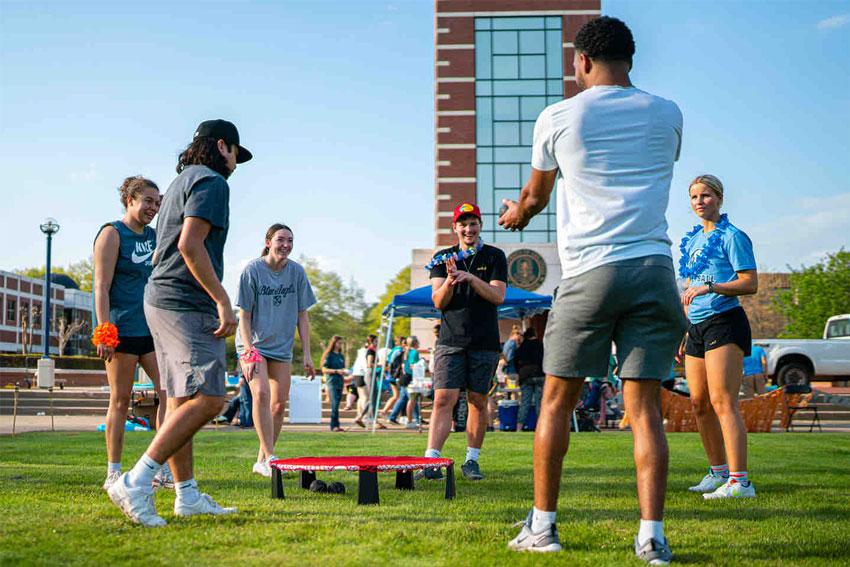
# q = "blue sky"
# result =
<box><xmin>1</xmin><ymin>1</ymin><xmax>848</xmax><ymax>302</ymax></box>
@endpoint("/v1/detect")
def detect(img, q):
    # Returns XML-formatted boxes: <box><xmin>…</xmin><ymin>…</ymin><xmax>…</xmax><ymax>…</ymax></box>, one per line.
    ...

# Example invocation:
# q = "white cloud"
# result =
<box><xmin>69</xmin><ymin>163</ymin><xmax>98</xmax><ymax>182</ymax></box>
<box><xmin>817</xmin><ymin>14</ymin><xmax>850</xmax><ymax>30</ymax></box>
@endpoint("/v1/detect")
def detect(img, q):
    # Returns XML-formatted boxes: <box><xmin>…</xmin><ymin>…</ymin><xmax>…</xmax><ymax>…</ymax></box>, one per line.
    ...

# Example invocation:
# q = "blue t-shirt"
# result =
<box><xmin>404</xmin><ymin>349</ymin><xmax>420</xmax><ymax>375</ymax></box>
<box><xmin>323</xmin><ymin>351</ymin><xmax>345</xmax><ymax>387</ymax></box>
<box><xmin>93</xmin><ymin>221</ymin><xmax>156</xmax><ymax>337</ymax></box>
<box><xmin>502</xmin><ymin>338</ymin><xmax>518</xmax><ymax>374</ymax></box>
<box><xmin>743</xmin><ymin>345</ymin><xmax>766</xmax><ymax>376</ymax></box>
<box><xmin>684</xmin><ymin>222</ymin><xmax>756</xmax><ymax>323</ymax></box>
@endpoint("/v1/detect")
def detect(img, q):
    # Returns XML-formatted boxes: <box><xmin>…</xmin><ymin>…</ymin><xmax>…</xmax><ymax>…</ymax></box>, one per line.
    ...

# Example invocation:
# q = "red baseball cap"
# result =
<box><xmin>452</xmin><ymin>202</ymin><xmax>482</xmax><ymax>223</ymax></box>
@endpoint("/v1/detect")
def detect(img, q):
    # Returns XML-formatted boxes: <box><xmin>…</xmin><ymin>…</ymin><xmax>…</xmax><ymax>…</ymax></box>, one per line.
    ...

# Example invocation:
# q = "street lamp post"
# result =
<box><xmin>38</xmin><ymin>218</ymin><xmax>60</xmax><ymax>388</ymax></box>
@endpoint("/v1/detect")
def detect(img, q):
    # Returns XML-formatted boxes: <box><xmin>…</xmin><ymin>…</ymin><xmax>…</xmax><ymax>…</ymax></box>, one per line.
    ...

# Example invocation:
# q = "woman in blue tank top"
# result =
<box><xmin>94</xmin><ymin>176</ymin><xmax>169</xmax><ymax>491</ymax></box>
<box><xmin>678</xmin><ymin>175</ymin><xmax>759</xmax><ymax>500</ymax></box>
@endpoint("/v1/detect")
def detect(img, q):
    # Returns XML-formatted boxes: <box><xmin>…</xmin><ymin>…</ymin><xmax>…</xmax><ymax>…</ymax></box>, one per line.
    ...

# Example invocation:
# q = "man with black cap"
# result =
<box><xmin>107</xmin><ymin>119</ymin><xmax>252</xmax><ymax>527</ymax></box>
<box><xmin>416</xmin><ymin>202</ymin><xmax>506</xmax><ymax>482</ymax></box>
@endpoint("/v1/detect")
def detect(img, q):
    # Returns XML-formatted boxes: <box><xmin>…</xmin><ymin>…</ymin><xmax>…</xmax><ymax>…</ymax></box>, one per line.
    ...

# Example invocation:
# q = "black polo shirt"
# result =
<box><xmin>429</xmin><ymin>244</ymin><xmax>507</xmax><ymax>351</ymax></box>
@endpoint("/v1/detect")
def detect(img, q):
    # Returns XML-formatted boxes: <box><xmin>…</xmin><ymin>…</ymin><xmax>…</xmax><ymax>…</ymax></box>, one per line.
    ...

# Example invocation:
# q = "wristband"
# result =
<box><xmin>240</xmin><ymin>347</ymin><xmax>263</xmax><ymax>363</ymax></box>
<box><xmin>707</xmin><ymin>281</ymin><xmax>714</xmax><ymax>294</ymax></box>
<box><xmin>91</xmin><ymin>323</ymin><xmax>120</xmax><ymax>348</ymax></box>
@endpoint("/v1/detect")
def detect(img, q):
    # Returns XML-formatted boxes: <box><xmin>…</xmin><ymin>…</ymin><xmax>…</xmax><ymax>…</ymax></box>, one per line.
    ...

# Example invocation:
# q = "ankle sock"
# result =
<box><xmin>424</xmin><ymin>448</ymin><xmax>441</xmax><ymax>459</ymax></box>
<box><xmin>176</xmin><ymin>478</ymin><xmax>200</xmax><ymax>505</ymax></box>
<box><xmin>729</xmin><ymin>471</ymin><xmax>749</xmax><ymax>485</ymax></box>
<box><xmin>126</xmin><ymin>453</ymin><xmax>161</xmax><ymax>489</ymax></box>
<box><xmin>710</xmin><ymin>464</ymin><xmax>729</xmax><ymax>478</ymax></box>
<box><xmin>531</xmin><ymin>507</ymin><xmax>557</xmax><ymax>533</ymax></box>
<box><xmin>638</xmin><ymin>520</ymin><xmax>664</xmax><ymax>546</ymax></box>
<box><xmin>107</xmin><ymin>462</ymin><xmax>121</xmax><ymax>473</ymax></box>
<box><xmin>465</xmin><ymin>447</ymin><xmax>480</xmax><ymax>463</ymax></box>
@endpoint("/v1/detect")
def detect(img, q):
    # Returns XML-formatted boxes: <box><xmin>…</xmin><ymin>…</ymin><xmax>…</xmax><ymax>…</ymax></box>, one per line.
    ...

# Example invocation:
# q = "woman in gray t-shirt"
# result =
<box><xmin>236</xmin><ymin>224</ymin><xmax>317</xmax><ymax>477</ymax></box>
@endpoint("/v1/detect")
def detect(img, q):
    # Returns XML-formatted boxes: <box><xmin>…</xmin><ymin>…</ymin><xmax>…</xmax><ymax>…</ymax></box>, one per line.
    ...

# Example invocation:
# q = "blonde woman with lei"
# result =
<box><xmin>236</xmin><ymin>223</ymin><xmax>317</xmax><ymax>476</ymax></box>
<box><xmin>679</xmin><ymin>174</ymin><xmax>758</xmax><ymax>499</ymax></box>
<box><xmin>94</xmin><ymin>176</ymin><xmax>170</xmax><ymax>491</ymax></box>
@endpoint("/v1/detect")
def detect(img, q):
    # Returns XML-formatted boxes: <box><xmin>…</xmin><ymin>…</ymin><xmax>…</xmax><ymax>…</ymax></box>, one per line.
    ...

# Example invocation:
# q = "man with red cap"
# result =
<box><xmin>416</xmin><ymin>203</ymin><xmax>507</xmax><ymax>482</ymax></box>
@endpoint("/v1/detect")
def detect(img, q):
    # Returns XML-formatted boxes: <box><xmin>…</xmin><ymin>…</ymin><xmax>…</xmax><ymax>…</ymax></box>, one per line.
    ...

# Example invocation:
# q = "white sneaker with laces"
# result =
<box><xmin>252</xmin><ymin>458</ymin><xmax>272</xmax><ymax>477</ymax></box>
<box><xmin>174</xmin><ymin>493</ymin><xmax>238</xmax><ymax>516</ymax></box>
<box><xmin>703</xmin><ymin>479</ymin><xmax>756</xmax><ymax>500</ymax></box>
<box><xmin>508</xmin><ymin>511</ymin><xmax>562</xmax><ymax>552</ymax></box>
<box><xmin>103</xmin><ymin>470</ymin><xmax>121</xmax><ymax>491</ymax></box>
<box><xmin>688</xmin><ymin>470</ymin><xmax>727</xmax><ymax>493</ymax></box>
<box><xmin>106</xmin><ymin>474</ymin><xmax>167</xmax><ymax>527</ymax></box>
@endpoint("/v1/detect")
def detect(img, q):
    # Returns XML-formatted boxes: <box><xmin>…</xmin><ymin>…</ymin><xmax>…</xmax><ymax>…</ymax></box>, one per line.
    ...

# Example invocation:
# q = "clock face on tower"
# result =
<box><xmin>507</xmin><ymin>249</ymin><xmax>546</xmax><ymax>291</ymax></box>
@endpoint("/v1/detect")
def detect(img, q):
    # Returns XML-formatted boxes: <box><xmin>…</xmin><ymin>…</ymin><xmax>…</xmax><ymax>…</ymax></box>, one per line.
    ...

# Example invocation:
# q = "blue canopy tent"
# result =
<box><xmin>367</xmin><ymin>285</ymin><xmax>552</xmax><ymax>433</ymax></box>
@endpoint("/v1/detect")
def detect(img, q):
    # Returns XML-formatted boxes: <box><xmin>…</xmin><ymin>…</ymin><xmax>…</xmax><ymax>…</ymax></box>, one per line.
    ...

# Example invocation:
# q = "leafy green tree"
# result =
<box><xmin>15</xmin><ymin>256</ymin><xmax>93</xmax><ymax>292</ymax></box>
<box><xmin>773</xmin><ymin>249</ymin><xmax>850</xmax><ymax>338</ymax></box>
<box><xmin>366</xmin><ymin>265</ymin><xmax>411</xmax><ymax>339</ymax></box>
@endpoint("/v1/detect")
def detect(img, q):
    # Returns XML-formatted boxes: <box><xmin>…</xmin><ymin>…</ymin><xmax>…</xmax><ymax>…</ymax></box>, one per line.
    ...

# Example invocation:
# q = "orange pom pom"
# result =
<box><xmin>92</xmin><ymin>323</ymin><xmax>120</xmax><ymax>348</ymax></box>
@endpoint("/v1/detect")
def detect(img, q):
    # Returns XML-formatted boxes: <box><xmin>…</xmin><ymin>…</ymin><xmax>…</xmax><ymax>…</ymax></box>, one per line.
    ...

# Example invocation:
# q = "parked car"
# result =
<box><xmin>756</xmin><ymin>314</ymin><xmax>850</xmax><ymax>385</ymax></box>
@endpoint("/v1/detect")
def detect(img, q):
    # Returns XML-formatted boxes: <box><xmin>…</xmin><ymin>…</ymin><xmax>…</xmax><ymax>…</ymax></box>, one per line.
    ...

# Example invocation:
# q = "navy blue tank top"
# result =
<box><xmin>94</xmin><ymin>221</ymin><xmax>156</xmax><ymax>337</ymax></box>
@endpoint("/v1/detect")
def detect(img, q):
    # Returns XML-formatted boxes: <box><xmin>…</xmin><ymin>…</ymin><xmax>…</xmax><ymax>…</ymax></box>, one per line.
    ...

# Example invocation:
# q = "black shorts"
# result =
<box><xmin>115</xmin><ymin>335</ymin><xmax>155</xmax><ymax>357</ymax></box>
<box><xmin>354</xmin><ymin>375</ymin><xmax>366</xmax><ymax>388</ymax></box>
<box><xmin>685</xmin><ymin>307</ymin><xmax>751</xmax><ymax>359</ymax></box>
<box><xmin>432</xmin><ymin>345</ymin><xmax>499</xmax><ymax>395</ymax></box>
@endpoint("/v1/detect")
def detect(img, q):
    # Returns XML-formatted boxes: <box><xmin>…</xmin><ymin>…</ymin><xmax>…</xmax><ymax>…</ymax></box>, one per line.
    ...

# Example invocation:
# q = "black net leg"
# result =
<box><xmin>395</xmin><ymin>470</ymin><xmax>414</xmax><ymax>490</ymax></box>
<box><xmin>445</xmin><ymin>463</ymin><xmax>456</xmax><ymax>500</ymax></box>
<box><xmin>358</xmin><ymin>470</ymin><xmax>380</xmax><ymax>505</ymax></box>
<box><xmin>300</xmin><ymin>470</ymin><xmax>316</xmax><ymax>489</ymax></box>
<box><xmin>271</xmin><ymin>467</ymin><xmax>284</xmax><ymax>499</ymax></box>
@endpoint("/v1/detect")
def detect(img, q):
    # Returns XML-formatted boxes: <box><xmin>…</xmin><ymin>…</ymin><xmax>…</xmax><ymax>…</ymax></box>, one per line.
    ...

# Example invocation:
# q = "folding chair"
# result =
<box><xmin>782</xmin><ymin>384</ymin><xmax>822</xmax><ymax>432</ymax></box>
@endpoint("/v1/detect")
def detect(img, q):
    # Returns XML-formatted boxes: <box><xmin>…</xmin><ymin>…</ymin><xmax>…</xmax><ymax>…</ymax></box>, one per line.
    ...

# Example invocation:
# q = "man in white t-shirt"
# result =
<box><xmin>500</xmin><ymin>17</ymin><xmax>687</xmax><ymax>566</ymax></box>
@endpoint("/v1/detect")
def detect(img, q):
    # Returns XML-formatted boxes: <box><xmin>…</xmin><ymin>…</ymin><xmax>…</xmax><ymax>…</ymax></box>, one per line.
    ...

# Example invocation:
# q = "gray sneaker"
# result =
<box><xmin>508</xmin><ymin>511</ymin><xmax>562</xmax><ymax>552</ymax></box>
<box><xmin>634</xmin><ymin>537</ymin><xmax>673</xmax><ymax>566</ymax></box>
<box><xmin>413</xmin><ymin>467</ymin><xmax>444</xmax><ymax>481</ymax></box>
<box><xmin>106</xmin><ymin>474</ymin><xmax>167</xmax><ymax>527</ymax></box>
<box><xmin>461</xmin><ymin>459</ymin><xmax>485</xmax><ymax>480</ymax></box>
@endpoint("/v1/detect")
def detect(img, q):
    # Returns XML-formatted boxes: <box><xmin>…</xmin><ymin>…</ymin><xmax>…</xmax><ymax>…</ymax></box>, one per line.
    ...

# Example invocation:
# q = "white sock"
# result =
<box><xmin>531</xmin><ymin>507</ymin><xmax>557</xmax><ymax>533</ymax></box>
<box><xmin>176</xmin><ymin>478</ymin><xmax>200</xmax><ymax>505</ymax></box>
<box><xmin>638</xmin><ymin>520</ymin><xmax>664</xmax><ymax>546</ymax></box>
<box><xmin>126</xmin><ymin>453</ymin><xmax>161</xmax><ymax>489</ymax></box>
<box><xmin>465</xmin><ymin>447</ymin><xmax>481</xmax><ymax>463</ymax></box>
<box><xmin>424</xmin><ymin>448</ymin><xmax>441</xmax><ymax>459</ymax></box>
<box><xmin>107</xmin><ymin>462</ymin><xmax>121</xmax><ymax>473</ymax></box>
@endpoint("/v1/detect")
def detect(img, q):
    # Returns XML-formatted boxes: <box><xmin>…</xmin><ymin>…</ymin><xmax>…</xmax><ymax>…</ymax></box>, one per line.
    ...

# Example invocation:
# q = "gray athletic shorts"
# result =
<box><xmin>543</xmin><ymin>255</ymin><xmax>687</xmax><ymax>380</ymax></box>
<box><xmin>144</xmin><ymin>302</ymin><xmax>227</xmax><ymax>398</ymax></box>
<box><xmin>432</xmin><ymin>345</ymin><xmax>499</xmax><ymax>395</ymax></box>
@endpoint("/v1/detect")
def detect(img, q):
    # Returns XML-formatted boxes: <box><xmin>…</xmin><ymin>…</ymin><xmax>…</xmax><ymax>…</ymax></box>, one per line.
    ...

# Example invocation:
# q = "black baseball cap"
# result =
<box><xmin>193</xmin><ymin>119</ymin><xmax>253</xmax><ymax>163</ymax></box>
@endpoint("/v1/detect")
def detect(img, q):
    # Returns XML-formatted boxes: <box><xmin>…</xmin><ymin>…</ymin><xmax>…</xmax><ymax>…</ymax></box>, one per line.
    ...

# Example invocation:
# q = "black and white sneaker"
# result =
<box><xmin>634</xmin><ymin>536</ymin><xmax>673</xmax><ymax>566</ymax></box>
<box><xmin>413</xmin><ymin>467</ymin><xmax>444</xmax><ymax>481</ymax></box>
<box><xmin>508</xmin><ymin>511</ymin><xmax>562</xmax><ymax>552</ymax></box>
<box><xmin>461</xmin><ymin>459</ymin><xmax>485</xmax><ymax>480</ymax></box>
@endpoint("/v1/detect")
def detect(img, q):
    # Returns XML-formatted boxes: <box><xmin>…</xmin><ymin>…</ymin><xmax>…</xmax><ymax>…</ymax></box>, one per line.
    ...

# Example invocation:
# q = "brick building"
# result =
<box><xmin>412</xmin><ymin>0</ymin><xmax>602</xmax><ymax>347</ymax></box>
<box><xmin>0</xmin><ymin>270</ymin><xmax>93</xmax><ymax>355</ymax></box>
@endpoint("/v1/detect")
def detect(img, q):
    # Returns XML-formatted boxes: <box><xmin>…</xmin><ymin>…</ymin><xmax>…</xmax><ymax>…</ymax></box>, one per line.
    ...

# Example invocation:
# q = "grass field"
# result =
<box><xmin>1</xmin><ymin>430</ymin><xmax>849</xmax><ymax>567</ymax></box>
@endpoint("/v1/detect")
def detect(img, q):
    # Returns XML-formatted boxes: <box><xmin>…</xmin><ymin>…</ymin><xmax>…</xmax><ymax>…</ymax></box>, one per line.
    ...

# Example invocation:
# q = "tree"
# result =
<box><xmin>366</xmin><ymin>265</ymin><xmax>412</xmax><ymax>340</ymax></box>
<box><xmin>772</xmin><ymin>249</ymin><xmax>850</xmax><ymax>338</ymax></box>
<box><xmin>57</xmin><ymin>316</ymin><xmax>88</xmax><ymax>356</ymax></box>
<box><xmin>15</xmin><ymin>256</ymin><xmax>93</xmax><ymax>292</ymax></box>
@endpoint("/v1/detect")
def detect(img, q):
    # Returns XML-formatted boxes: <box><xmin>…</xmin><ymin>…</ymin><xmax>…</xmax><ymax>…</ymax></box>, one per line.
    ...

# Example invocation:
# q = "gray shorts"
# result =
<box><xmin>144</xmin><ymin>302</ymin><xmax>227</xmax><ymax>398</ymax></box>
<box><xmin>432</xmin><ymin>345</ymin><xmax>499</xmax><ymax>395</ymax></box>
<box><xmin>543</xmin><ymin>255</ymin><xmax>687</xmax><ymax>380</ymax></box>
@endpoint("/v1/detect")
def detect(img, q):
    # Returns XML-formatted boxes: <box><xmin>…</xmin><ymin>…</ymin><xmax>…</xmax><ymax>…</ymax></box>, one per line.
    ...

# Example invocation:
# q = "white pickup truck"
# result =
<box><xmin>756</xmin><ymin>314</ymin><xmax>850</xmax><ymax>385</ymax></box>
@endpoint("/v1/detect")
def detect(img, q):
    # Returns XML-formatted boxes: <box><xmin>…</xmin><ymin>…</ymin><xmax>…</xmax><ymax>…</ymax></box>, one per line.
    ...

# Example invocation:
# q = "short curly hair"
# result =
<box><xmin>574</xmin><ymin>16</ymin><xmax>635</xmax><ymax>63</ymax></box>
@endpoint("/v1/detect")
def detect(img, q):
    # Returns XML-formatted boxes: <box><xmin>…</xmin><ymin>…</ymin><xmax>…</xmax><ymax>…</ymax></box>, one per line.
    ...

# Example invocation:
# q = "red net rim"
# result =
<box><xmin>269</xmin><ymin>456</ymin><xmax>454</xmax><ymax>473</ymax></box>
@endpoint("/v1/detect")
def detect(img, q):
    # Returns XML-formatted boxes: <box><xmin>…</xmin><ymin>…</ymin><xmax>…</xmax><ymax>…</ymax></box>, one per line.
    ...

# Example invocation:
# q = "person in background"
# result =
<box><xmin>380</xmin><ymin>336</ymin><xmax>405</xmax><ymax>418</ymax></box>
<box><xmin>515</xmin><ymin>327</ymin><xmax>544</xmax><ymax>431</ymax></box>
<box><xmin>320</xmin><ymin>335</ymin><xmax>349</xmax><ymax>432</ymax></box>
<box><xmin>502</xmin><ymin>325</ymin><xmax>523</xmax><ymax>387</ymax></box>
<box><xmin>741</xmin><ymin>342</ymin><xmax>767</xmax><ymax>399</ymax></box>
<box><xmin>404</xmin><ymin>336</ymin><xmax>423</xmax><ymax>429</ymax></box>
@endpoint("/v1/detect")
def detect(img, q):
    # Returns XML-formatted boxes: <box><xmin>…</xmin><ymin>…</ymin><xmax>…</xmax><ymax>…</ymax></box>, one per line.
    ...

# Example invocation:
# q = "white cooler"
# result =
<box><xmin>288</xmin><ymin>375</ymin><xmax>323</xmax><ymax>424</ymax></box>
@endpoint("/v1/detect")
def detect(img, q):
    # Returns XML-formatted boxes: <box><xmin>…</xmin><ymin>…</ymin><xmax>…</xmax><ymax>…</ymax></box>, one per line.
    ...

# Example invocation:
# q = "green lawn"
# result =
<box><xmin>1</xmin><ymin>431</ymin><xmax>848</xmax><ymax>567</ymax></box>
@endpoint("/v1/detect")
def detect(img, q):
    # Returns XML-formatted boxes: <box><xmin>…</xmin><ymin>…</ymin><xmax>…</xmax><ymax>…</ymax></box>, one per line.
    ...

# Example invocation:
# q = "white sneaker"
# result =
<box><xmin>252</xmin><ymin>459</ymin><xmax>272</xmax><ymax>478</ymax></box>
<box><xmin>174</xmin><ymin>493</ymin><xmax>238</xmax><ymax>517</ymax></box>
<box><xmin>152</xmin><ymin>462</ymin><xmax>175</xmax><ymax>491</ymax></box>
<box><xmin>103</xmin><ymin>470</ymin><xmax>121</xmax><ymax>491</ymax></box>
<box><xmin>106</xmin><ymin>474</ymin><xmax>167</xmax><ymax>527</ymax></box>
<box><xmin>688</xmin><ymin>470</ymin><xmax>727</xmax><ymax>493</ymax></box>
<box><xmin>405</xmin><ymin>422</ymin><xmax>419</xmax><ymax>429</ymax></box>
<box><xmin>703</xmin><ymin>479</ymin><xmax>756</xmax><ymax>500</ymax></box>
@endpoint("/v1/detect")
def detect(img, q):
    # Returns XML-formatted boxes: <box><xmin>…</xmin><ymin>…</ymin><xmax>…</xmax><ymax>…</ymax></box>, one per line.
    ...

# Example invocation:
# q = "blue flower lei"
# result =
<box><xmin>678</xmin><ymin>214</ymin><xmax>729</xmax><ymax>280</ymax></box>
<box><xmin>425</xmin><ymin>238</ymin><xmax>485</xmax><ymax>270</ymax></box>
